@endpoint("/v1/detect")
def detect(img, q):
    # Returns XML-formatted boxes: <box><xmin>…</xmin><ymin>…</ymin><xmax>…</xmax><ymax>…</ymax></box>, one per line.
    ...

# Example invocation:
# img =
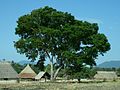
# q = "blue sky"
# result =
<box><xmin>0</xmin><ymin>0</ymin><xmax>120</xmax><ymax>65</ymax></box>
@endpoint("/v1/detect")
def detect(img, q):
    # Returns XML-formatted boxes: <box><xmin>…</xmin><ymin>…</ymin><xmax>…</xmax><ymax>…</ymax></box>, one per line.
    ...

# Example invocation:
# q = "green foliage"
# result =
<box><xmin>34</xmin><ymin>56</ymin><xmax>45</xmax><ymax>71</ymax></box>
<box><xmin>63</xmin><ymin>66</ymin><xmax>96</xmax><ymax>80</ymax></box>
<box><xmin>116</xmin><ymin>68</ymin><xmax>120</xmax><ymax>77</ymax></box>
<box><xmin>30</xmin><ymin>64</ymin><xmax>40</xmax><ymax>74</ymax></box>
<box><xmin>45</xmin><ymin>64</ymin><xmax>51</xmax><ymax>73</ymax></box>
<box><xmin>95</xmin><ymin>67</ymin><xmax>116</xmax><ymax>71</ymax></box>
<box><xmin>11</xmin><ymin>61</ymin><xmax>24</xmax><ymax>73</ymax></box>
<box><xmin>14</xmin><ymin>6</ymin><xmax>110</xmax><ymax>79</ymax></box>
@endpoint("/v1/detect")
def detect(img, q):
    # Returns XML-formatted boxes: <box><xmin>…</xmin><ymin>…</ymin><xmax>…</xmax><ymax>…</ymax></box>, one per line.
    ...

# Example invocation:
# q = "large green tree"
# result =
<box><xmin>14</xmin><ymin>6</ymin><xmax>110</xmax><ymax>80</ymax></box>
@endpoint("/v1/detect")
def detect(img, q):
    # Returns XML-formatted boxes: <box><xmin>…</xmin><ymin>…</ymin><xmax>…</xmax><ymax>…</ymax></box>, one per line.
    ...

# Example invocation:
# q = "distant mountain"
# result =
<box><xmin>97</xmin><ymin>61</ymin><xmax>120</xmax><ymax>68</ymax></box>
<box><xmin>18</xmin><ymin>60</ymin><xmax>37</xmax><ymax>65</ymax></box>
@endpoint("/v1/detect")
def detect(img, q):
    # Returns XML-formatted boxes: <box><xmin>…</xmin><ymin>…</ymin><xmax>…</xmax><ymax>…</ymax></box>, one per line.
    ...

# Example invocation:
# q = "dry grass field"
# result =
<box><xmin>0</xmin><ymin>80</ymin><xmax>120</xmax><ymax>90</ymax></box>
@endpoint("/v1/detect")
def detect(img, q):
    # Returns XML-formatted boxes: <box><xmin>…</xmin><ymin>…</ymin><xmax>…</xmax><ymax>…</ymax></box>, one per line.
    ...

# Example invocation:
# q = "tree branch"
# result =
<box><xmin>53</xmin><ymin>66</ymin><xmax>63</xmax><ymax>80</ymax></box>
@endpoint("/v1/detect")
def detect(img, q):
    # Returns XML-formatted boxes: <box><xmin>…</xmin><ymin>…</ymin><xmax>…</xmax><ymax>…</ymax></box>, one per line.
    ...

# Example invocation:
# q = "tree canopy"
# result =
<box><xmin>14</xmin><ymin>6</ymin><xmax>110</xmax><ymax>80</ymax></box>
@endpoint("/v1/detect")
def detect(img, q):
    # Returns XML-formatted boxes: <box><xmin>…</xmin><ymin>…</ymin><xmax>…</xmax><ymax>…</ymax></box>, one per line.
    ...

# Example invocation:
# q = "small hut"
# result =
<box><xmin>94</xmin><ymin>71</ymin><xmax>117</xmax><ymax>80</ymax></box>
<box><xmin>35</xmin><ymin>71</ymin><xmax>50</xmax><ymax>81</ymax></box>
<box><xmin>19</xmin><ymin>64</ymin><xmax>36</xmax><ymax>80</ymax></box>
<box><xmin>0</xmin><ymin>61</ymin><xmax>18</xmax><ymax>80</ymax></box>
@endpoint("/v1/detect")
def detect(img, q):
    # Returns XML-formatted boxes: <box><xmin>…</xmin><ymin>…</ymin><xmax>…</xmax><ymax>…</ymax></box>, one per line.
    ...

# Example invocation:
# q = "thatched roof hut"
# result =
<box><xmin>19</xmin><ymin>64</ymin><xmax>36</xmax><ymax>79</ymax></box>
<box><xmin>94</xmin><ymin>71</ymin><xmax>117</xmax><ymax>80</ymax></box>
<box><xmin>0</xmin><ymin>61</ymin><xmax>18</xmax><ymax>80</ymax></box>
<box><xmin>35</xmin><ymin>71</ymin><xmax>50</xmax><ymax>80</ymax></box>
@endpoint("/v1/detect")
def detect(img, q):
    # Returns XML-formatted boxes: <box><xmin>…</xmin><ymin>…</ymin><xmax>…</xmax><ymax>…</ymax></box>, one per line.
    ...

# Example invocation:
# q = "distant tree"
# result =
<box><xmin>11</xmin><ymin>61</ymin><xmax>24</xmax><ymax>73</ymax></box>
<box><xmin>29</xmin><ymin>64</ymin><xmax>39</xmax><ymax>74</ymax></box>
<box><xmin>116</xmin><ymin>68</ymin><xmax>120</xmax><ymax>77</ymax></box>
<box><xmin>14</xmin><ymin>6</ymin><xmax>110</xmax><ymax>80</ymax></box>
<box><xmin>95</xmin><ymin>67</ymin><xmax>116</xmax><ymax>71</ymax></box>
<box><xmin>112</xmin><ymin>67</ymin><xmax>116</xmax><ymax>71</ymax></box>
<box><xmin>35</xmin><ymin>56</ymin><xmax>45</xmax><ymax>71</ymax></box>
<box><xmin>63</xmin><ymin>66</ymin><xmax>96</xmax><ymax>82</ymax></box>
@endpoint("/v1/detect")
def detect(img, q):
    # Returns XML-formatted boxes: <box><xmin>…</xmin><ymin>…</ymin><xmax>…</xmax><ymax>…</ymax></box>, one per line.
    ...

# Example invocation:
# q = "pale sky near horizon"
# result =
<box><xmin>0</xmin><ymin>0</ymin><xmax>120</xmax><ymax>65</ymax></box>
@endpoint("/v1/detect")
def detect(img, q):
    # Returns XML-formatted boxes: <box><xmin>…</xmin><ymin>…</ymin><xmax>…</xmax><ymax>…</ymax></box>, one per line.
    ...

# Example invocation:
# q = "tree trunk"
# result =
<box><xmin>53</xmin><ymin>66</ymin><xmax>62</xmax><ymax>80</ymax></box>
<box><xmin>45</xmin><ymin>51</ymin><xmax>62</xmax><ymax>81</ymax></box>
<box><xmin>50</xmin><ymin>56</ymin><xmax>54</xmax><ymax>81</ymax></box>
<box><xmin>78</xmin><ymin>78</ymin><xmax>81</xmax><ymax>83</ymax></box>
<box><xmin>46</xmin><ymin>51</ymin><xmax>54</xmax><ymax>81</ymax></box>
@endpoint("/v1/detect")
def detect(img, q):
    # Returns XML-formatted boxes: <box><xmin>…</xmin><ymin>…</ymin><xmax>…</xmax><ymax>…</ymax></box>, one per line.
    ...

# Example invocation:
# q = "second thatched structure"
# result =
<box><xmin>18</xmin><ymin>64</ymin><xmax>36</xmax><ymax>80</ymax></box>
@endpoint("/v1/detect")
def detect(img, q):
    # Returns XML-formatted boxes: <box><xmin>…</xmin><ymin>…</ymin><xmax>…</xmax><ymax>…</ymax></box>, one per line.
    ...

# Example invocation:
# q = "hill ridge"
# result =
<box><xmin>97</xmin><ymin>61</ymin><xmax>120</xmax><ymax>68</ymax></box>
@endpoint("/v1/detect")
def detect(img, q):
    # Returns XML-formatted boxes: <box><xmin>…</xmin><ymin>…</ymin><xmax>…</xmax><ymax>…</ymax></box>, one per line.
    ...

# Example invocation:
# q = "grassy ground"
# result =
<box><xmin>0</xmin><ymin>81</ymin><xmax>120</xmax><ymax>90</ymax></box>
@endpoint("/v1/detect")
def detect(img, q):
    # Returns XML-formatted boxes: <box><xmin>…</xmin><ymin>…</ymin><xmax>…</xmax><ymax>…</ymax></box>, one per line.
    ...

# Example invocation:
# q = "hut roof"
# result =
<box><xmin>94</xmin><ymin>71</ymin><xmax>117</xmax><ymax>79</ymax></box>
<box><xmin>19</xmin><ymin>64</ymin><xmax>36</xmax><ymax>79</ymax></box>
<box><xmin>0</xmin><ymin>61</ymin><xmax>18</xmax><ymax>79</ymax></box>
<box><xmin>35</xmin><ymin>71</ymin><xmax>50</xmax><ymax>80</ymax></box>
